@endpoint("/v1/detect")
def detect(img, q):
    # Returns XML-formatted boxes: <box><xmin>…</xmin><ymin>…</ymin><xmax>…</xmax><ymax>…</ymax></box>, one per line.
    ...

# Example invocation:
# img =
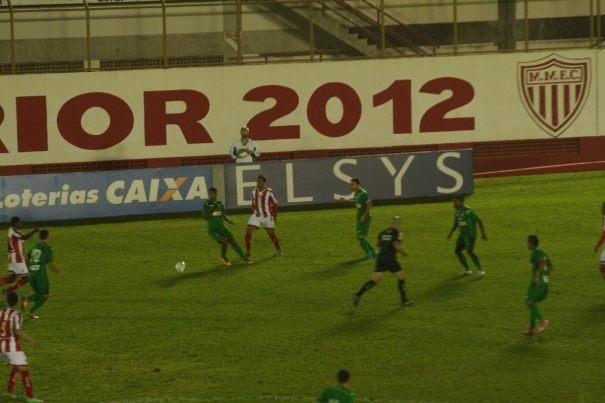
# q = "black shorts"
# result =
<box><xmin>375</xmin><ymin>255</ymin><xmax>401</xmax><ymax>273</ymax></box>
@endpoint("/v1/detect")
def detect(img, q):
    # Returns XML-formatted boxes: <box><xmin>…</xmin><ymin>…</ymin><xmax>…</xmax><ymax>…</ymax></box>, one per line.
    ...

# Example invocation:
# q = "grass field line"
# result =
<box><xmin>474</xmin><ymin>159</ymin><xmax>605</xmax><ymax>176</ymax></box>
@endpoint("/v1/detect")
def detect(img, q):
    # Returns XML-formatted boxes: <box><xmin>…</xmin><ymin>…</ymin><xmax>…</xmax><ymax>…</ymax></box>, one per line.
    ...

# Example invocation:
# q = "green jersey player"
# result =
<box><xmin>202</xmin><ymin>188</ymin><xmax>251</xmax><ymax>266</ymax></box>
<box><xmin>340</xmin><ymin>178</ymin><xmax>376</xmax><ymax>259</ymax></box>
<box><xmin>24</xmin><ymin>229</ymin><xmax>61</xmax><ymax>319</ymax></box>
<box><xmin>447</xmin><ymin>196</ymin><xmax>487</xmax><ymax>276</ymax></box>
<box><xmin>523</xmin><ymin>235</ymin><xmax>553</xmax><ymax>336</ymax></box>
<box><xmin>317</xmin><ymin>369</ymin><xmax>354</xmax><ymax>403</ymax></box>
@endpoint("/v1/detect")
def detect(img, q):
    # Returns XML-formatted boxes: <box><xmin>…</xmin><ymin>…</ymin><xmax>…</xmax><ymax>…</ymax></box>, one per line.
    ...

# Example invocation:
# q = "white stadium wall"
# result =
<box><xmin>0</xmin><ymin>48</ymin><xmax>603</xmax><ymax>171</ymax></box>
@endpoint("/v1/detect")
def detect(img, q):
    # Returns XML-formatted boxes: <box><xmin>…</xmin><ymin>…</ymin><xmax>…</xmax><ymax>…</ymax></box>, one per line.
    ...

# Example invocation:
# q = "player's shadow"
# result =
<box><xmin>328</xmin><ymin>306</ymin><xmax>404</xmax><ymax>335</ymax></box>
<box><xmin>420</xmin><ymin>276</ymin><xmax>472</xmax><ymax>301</ymax></box>
<box><xmin>304</xmin><ymin>258</ymin><xmax>369</xmax><ymax>279</ymax></box>
<box><xmin>157</xmin><ymin>256</ymin><xmax>275</xmax><ymax>288</ymax></box>
<box><xmin>157</xmin><ymin>264</ymin><xmax>240</xmax><ymax>287</ymax></box>
<box><xmin>577</xmin><ymin>302</ymin><xmax>605</xmax><ymax>325</ymax></box>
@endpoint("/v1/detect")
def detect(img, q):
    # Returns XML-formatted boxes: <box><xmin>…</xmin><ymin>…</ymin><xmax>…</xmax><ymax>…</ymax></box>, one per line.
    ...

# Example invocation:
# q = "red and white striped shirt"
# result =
<box><xmin>7</xmin><ymin>227</ymin><xmax>25</xmax><ymax>264</ymax></box>
<box><xmin>251</xmin><ymin>186</ymin><xmax>278</xmax><ymax>218</ymax></box>
<box><xmin>0</xmin><ymin>308</ymin><xmax>23</xmax><ymax>353</ymax></box>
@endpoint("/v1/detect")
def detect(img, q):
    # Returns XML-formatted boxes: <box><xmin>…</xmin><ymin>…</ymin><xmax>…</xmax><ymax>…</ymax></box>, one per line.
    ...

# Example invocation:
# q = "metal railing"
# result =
<box><xmin>0</xmin><ymin>0</ymin><xmax>602</xmax><ymax>75</ymax></box>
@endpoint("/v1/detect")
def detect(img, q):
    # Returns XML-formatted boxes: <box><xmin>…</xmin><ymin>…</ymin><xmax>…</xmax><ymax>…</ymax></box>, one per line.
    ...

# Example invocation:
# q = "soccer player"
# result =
<box><xmin>244</xmin><ymin>175</ymin><xmax>281</xmax><ymax>258</ymax></box>
<box><xmin>340</xmin><ymin>178</ymin><xmax>376</xmax><ymax>259</ymax></box>
<box><xmin>229</xmin><ymin>126</ymin><xmax>260</xmax><ymax>163</ymax></box>
<box><xmin>21</xmin><ymin>230</ymin><xmax>61</xmax><ymax>319</ymax></box>
<box><xmin>0</xmin><ymin>292</ymin><xmax>43</xmax><ymax>403</ymax></box>
<box><xmin>447</xmin><ymin>196</ymin><xmax>487</xmax><ymax>276</ymax></box>
<box><xmin>593</xmin><ymin>202</ymin><xmax>605</xmax><ymax>280</ymax></box>
<box><xmin>353</xmin><ymin>216</ymin><xmax>413</xmax><ymax>307</ymax></box>
<box><xmin>524</xmin><ymin>235</ymin><xmax>553</xmax><ymax>336</ymax></box>
<box><xmin>0</xmin><ymin>217</ymin><xmax>39</xmax><ymax>291</ymax></box>
<box><xmin>202</xmin><ymin>188</ymin><xmax>252</xmax><ymax>266</ymax></box>
<box><xmin>316</xmin><ymin>369</ymin><xmax>354</xmax><ymax>403</ymax></box>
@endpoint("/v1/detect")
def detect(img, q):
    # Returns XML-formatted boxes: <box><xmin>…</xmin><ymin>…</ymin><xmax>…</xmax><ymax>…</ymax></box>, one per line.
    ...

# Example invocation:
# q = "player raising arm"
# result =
<box><xmin>0</xmin><ymin>217</ymin><xmax>39</xmax><ymax>292</ymax></box>
<box><xmin>594</xmin><ymin>202</ymin><xmax>605</xmax><ymax>280</ymax></box>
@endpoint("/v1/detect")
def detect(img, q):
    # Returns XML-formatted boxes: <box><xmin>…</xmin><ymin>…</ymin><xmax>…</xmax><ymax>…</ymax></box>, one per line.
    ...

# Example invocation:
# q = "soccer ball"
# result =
<box><xmin>174</xmin><ymin>261</ymin><xmax>186</xmax><ymax>273</ymax></box>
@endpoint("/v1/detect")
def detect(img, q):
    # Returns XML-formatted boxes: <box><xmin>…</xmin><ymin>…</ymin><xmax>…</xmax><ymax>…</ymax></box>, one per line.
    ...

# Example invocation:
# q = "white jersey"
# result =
<box><xmin>0</xmin><ymin>308</ymin><xmax>23</xmax><ymax>353</ymax></box>
<box><xmin>251</xmin><ymin>186</ymin><xmax>277</xmax><ymax>218</ymax></box>
<box><xmin>7</xmin><ymin>227</ymin><xmax>25</xmax><ymax>264</ymax></box>
<box><xmin>230</xmin><ymin>138</ymin><xmax>260</xmax><ymax>163</ymax></box>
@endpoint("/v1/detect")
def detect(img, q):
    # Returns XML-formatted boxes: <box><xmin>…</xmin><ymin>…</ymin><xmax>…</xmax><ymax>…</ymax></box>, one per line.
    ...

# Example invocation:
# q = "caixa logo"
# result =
<box><xmin>106</xmin><ymin>176</ymin><xmax>209</xmax><ymax>205</ymax></box>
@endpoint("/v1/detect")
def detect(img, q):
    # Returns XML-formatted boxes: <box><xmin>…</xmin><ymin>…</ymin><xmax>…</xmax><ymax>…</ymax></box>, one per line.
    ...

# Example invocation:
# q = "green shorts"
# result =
<box><xmin>28</xmin><ymin>273</ymin><xmax>49</xmax><ymax>295</ymax></box>
<box><xmin>208</xmin><ymin>227</ymin><xmax>235</xmax><ymax>243</ymax></box>
<box><xmin>526</xmin><ymin>283</ymin><xmax>548</xmax><ymax>302</ymax></box>
<box><xmin>456</xmin><ymin>235</ymin><xmax>476</xmax><ymax>250</ymax></box>
<box><xmin>356</xmin><ymin>216</ymin><xmax>371</xmax><ymax>237</ymax></box>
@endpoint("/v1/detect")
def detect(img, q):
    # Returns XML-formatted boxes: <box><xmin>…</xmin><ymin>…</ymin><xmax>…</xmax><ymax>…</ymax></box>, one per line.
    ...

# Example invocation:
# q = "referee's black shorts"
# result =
<box><xmin>375</xmin><ymin>254</ymin><xmax>402</xmax><ymax>273</ymax></box>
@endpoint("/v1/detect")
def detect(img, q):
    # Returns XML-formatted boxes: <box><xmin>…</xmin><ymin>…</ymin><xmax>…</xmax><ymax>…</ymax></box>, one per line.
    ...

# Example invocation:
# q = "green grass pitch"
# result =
<box><xmin>8</xmin><ymin>171</ymin><xmax>605</xmax><ymax>402</ymax></box>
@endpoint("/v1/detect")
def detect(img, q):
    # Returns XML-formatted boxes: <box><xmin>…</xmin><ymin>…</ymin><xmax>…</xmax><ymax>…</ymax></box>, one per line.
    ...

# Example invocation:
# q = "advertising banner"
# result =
<box><xmin>0</xmin><ymin>49</ymin><xmax>600</xmax><ymax>166</ymax></box>
<box><xmin>223</xmin><ymin>149</ymin><xmax>473</xmax><ymax>209</ymax></box>
<box><xmin>0</xmin><ymin>166</ymin><xmax>212</xmax><ymax>221</ymax></box>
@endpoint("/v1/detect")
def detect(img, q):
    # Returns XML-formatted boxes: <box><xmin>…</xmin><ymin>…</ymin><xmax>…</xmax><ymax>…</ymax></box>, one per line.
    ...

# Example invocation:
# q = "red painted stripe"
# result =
<box><xmin>539</xmin><ymin>86</ymin><xmax>546</xmax><ymax>118</ymax></box>
<box><xmin>527</xmin><ymin>87</ymin><xmax>534</xmax><ymax>103</ymax></box>
<box><xmin>563</xmin><ymin>84</ymin><xmax>570</xmax><ymax>117</ymax></box>
<box><xmin>551</xmin><ymin>85</ymin><xmax>559</xmax><ymax>128</ymax></box>
<box><xmin>261</xmin><ymin>189</ymin><xmax>268</xmax><ymax>217</ymax></box>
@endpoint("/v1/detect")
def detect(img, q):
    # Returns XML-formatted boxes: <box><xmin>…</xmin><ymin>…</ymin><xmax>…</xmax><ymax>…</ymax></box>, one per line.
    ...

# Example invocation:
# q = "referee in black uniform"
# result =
<box><xmin>353</xmin><ymin>216</ymin><xmax>413</xmax><ymax>306</ymax></box>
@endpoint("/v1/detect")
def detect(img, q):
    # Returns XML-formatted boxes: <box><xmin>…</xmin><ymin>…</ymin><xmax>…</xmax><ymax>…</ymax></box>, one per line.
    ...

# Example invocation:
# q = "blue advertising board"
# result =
<box><xmin>0</xmin><ymin>166</ymin><xmax>213</xmax><ymax>222</ymax></box>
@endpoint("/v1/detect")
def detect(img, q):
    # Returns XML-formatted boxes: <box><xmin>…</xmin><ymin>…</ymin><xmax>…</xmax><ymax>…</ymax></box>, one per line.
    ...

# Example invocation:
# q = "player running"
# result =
<box><xmin>340</xmin><ymin>178</ymin><xmax>376</xmax><ymax>260</ymax></box>
<box><xmin>0</xmin><ymin>292</ymin><xmax>43</xmax><ymax>403</ymax></box>
<box><xmin>523</xmin><ymin>235</ymin><xmax>553</xmax><ymax>336</ymax></box>
<box><xmin>22</xmin><ymin>230</ymin><xmax>61</xmax><ymax>319</ymax></box>
<box><xmin>202</xmin><ymin>188</ymin><xmax>252</xmax><ymax>266</ymax></box>
<box><xmin>447</xmin><ymin>197</ymin><xmax>487</xmax><ymax>276</ymax></box>
<box><xmin>0</xmin><ymin>217</ymin><xmax>39</xmax><ymax>292</ymax></box>
<box><xmin>353</xmin><ymin>216</ymin><xmax>413</xmax><ymax>307</ymax></box>
<box><xmin>244</xmin><ymin>175</ymin><xmax>282</xmax><ymax>258</ymax></box>
<box><xmin>593</xmin><ymin>202</ymin><xmax>605</xmax><ymax>280</ymax></box>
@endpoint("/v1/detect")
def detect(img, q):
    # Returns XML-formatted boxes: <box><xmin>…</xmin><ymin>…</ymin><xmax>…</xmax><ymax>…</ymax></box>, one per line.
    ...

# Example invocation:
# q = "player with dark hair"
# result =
<box><xmin>21</xmin><ymin>230</ymin><xmax>61</xmax><ymax>319</ymax></box>
<box><xmin>229</xmin><ymin>126</ymin><xmax>260</xmax><ymax>163</ymax></box>
<box><xmin>340</xmin><ymin>178</ymin><xmax>376</xmax><ymax>259</ymax></box>
<box><xmin>593</xmin><ymin>202</ymin><xmax>605</xmax><ymax>280</ymax></box>
<box><xmin>524</xmin><ymin>235</ymin><xmax>553</xmax><ymax>336</ymax></box>
<box><xmin>447</xmin><ymin>197</ymin><xmax>487</xmax><ymax>276</ymax></box>
<box><xmin>202</xmin><ymin>188</ymin><xmax>252</xmax><ymax>266</ymax></box>
<box><xmin>0</xmin><ymin>217</ymin><xmax>38</xmax><ymax>292</ymax></box>
<box><xmin>244</xmin><ymin>175</ymin><xmax>281</xmax><ymax>258</ymax></box>
<box><xmin>316</xmin><ymin>369</ymin><xmax>354</xmax><ymax>403</ymax></box>
<box><xmin>353</xmin><ymin>216</ymin><xmax>413</xmax><ymax>307</ymax></box>
<box><xmin>0</xmin><ymin>292</ymin><xmax>42</xmax><ymax>402</ymax></box>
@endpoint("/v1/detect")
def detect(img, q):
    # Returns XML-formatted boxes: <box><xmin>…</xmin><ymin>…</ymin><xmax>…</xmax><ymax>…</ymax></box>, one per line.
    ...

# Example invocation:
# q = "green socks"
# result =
<box><xmin>456</xmin><ymin>252</ymin><xmax>469</xmax><ymax>269</ymax></box>
<box><xmin>529</xmin><ymin>304</ymin><xmax>544</xmax><ymax>329</ymax></box>
<box><xmin>359</xmin><ymin>238</ymin><xmax>375</xmax><ymax>257</ymax></box>
<box><xmin>220</xmin><ymin>243</ymin><xmax>228</xmax><ymax>257</ymax></box>
<box><xmin>29</xmin><ymin>294</ymin><xmax>47</xmax><ymax>314</ymax></box>
<box><xmin>469</xmin><ymin>251</ymin><xmax>482</xmax><ymax>270</ymax></box>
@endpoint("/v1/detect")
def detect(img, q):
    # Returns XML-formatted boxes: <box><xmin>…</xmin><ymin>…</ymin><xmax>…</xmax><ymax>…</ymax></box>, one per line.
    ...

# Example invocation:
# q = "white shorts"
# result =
<box><xmin>7</xmin><ymin>262</ymin><xmax>27</xmax><ymax>275</ymax></box>
<box><xmin>1</xmin><ymin>351</ymin><xmax>28</xmax><ymax>366</ymax></box>
<box><xmin>247</xmin><ymin>214</ymin><xmax>275</xmax><ymax>229</ymax></box>
<box><xmin>600</xmin><ymin>249</ymin><xmax>605</xmax><ymax>263</ymax></box>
